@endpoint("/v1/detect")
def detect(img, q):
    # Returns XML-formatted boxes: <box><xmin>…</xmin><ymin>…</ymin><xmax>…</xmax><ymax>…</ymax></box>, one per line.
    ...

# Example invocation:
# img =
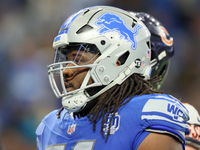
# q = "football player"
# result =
<box><xmin>132</xmin><ymin>12</ymin><xmax>200</xmax><ymax>150</ymax></box>
<box><xmin>131</xmin><ymin>12</ymin><xmax>174</xmax><ymax>91</ymax></box>
<box><xmin>184</xmin><ymin>103</ymin><xmax>200</xmax><ymax>150</ymax></box>
<box><xmin>36</xmin><ymin>6</ymin><xmax>189</xmax><ymax>150</ymax></box>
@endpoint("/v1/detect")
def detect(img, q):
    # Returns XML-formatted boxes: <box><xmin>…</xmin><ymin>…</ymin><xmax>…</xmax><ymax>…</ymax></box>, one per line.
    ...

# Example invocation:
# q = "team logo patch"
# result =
<box><xmin>158</xmin><ymin>26</ymin><xmax>173</xmax><ymax>46</ymax></box>
<box><xmin>135</xmin><ymin>57</ymin><xmax>145</xmax><ymax>69</ymax></box>
<box><xmin>167</xmin><ymin>103</ymin><xmax>187</xmax><ymax>120</ymax></box>
<box><xmin>135</xmin><ymin>58</ymin><xmax>141</xmax><ymax>68</ymax></box>
<box><xmin>95</xmin><ymin>12</ymin><xmax>142</xmax><ymax>50</ymax></box>
<box><xmin>142</xmin><ymin>97</ymin><xmax>189</xmax><ymax>123</ymax></box>
<box><xmin>67</xmin><ymin>123</ymin><xmax>77</xmax><ymax>135</ymax></box>
<box><xmin>103</xmin><ymin>112</ymin><xmax>120</xmax><ymax>135</ymax></box>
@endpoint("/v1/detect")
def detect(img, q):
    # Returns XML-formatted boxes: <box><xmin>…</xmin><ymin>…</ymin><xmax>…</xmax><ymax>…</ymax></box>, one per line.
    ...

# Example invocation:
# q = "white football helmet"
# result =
<box><xmin>48</xmin><ymin>6</ymin><xmax>151</xmax><ymax>112</ymax></box>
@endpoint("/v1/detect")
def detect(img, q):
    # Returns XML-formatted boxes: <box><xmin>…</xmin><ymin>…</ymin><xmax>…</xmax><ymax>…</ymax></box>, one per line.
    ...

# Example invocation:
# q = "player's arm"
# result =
<box><xmin>36</xmin><ymin>110</ymin><xmax>60</xmax><ymax>150</ymax></box>
<box><xmin>135</xmin><ymin>95</ymin><xmax>190</xmax><ymax>150</ymax></box>
<box><xmin>138</xmin><ymin>132</ymin><xmax>183</xmax><ymax>150</ymax></box>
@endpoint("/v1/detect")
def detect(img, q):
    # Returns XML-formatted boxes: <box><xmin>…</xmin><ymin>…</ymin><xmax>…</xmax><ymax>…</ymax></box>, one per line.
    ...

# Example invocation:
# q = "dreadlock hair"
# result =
<box><xmin>87</xmin><ymin>73</ymin><xmax>163</xmax><ymax>142</ymax></box>
<box><xmin>57</xmin><ymin>73</ymin><xmax>163</xmax><ymax>141</ymax></box>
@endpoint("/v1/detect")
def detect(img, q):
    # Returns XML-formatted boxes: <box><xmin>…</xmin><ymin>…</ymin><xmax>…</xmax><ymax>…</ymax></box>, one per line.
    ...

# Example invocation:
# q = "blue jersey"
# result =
<box><xmin>36</xmin><ymin>94</ymin><xmax>189</xmax><ymax>150</ymax></box>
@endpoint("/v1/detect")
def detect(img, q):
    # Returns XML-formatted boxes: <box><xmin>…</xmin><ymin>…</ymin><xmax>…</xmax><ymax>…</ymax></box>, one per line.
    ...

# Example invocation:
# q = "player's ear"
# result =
<box><xmin>117</xmin><ymin>51</ymin><xmax>130</xmax><ymax>67</ymax></box>
<box><xmin>117</xmin><ymin>60</ymin><xmax>121</xmax><ymax>66</ymax></box>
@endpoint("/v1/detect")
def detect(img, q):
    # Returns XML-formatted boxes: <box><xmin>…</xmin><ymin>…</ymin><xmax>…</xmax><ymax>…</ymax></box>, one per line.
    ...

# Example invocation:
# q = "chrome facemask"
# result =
<box><xmin>48</xmin><ymin>6</ymin><xmax>152</xmax><ymax>113</ymax></box>
<box><xmin>48</xmin><ymin>43</ymin><xmax>101</xmax><ymax>112</ymax></box>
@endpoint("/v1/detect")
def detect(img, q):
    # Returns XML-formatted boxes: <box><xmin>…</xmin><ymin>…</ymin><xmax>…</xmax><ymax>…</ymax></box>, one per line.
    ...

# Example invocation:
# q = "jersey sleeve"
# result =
<box><xmin>140</xmin><ymin>94</ymin><xmax>190</xmax><ymax>144</ymax></box>
<box><xmin>35</xmin><ymin>109</ymin><xmax>59</xmax><ymax>150</ymax></box>
<box><xmin>36</xmin><ymin>121</ymin><xmax>45</xmax><ymax>150</ymax></box>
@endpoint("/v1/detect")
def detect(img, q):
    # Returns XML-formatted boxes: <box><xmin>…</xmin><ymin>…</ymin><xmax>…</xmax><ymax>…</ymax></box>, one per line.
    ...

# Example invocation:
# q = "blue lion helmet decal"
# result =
<box><xmin>95</xmin><ymin>12</ymin><xmax>142</xmax><ymax>50</ymax></box>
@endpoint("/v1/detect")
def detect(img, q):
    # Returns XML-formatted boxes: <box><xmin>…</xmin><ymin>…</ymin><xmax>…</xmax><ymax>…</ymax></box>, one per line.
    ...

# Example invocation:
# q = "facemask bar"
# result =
<box><xmin>48</xmin><ymin>61</ymin><xmax>101</xmax><ymax>98</ymax></box>
<box><xmin>48</xmin><ymin>43</ymin><xmax>102</xmax><ymax>99</ymax></box>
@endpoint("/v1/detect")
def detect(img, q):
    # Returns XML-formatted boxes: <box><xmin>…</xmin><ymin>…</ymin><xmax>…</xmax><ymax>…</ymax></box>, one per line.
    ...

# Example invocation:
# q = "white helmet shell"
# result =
<box><xmin>48</xmin><ymin>6</ymin><xmax>151</xmax><ymax>112</ymax></box>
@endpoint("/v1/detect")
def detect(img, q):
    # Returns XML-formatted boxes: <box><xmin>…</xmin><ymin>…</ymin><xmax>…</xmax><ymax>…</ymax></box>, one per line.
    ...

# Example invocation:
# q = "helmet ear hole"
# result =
<box><xmin>118</xmin><ymin>51</ymin><xmax>130</xmax><ymax>65</ymax></box>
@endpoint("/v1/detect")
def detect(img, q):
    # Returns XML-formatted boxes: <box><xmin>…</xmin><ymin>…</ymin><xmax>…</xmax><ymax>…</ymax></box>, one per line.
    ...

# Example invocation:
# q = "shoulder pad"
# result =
<box><xmin>142</xmin><ymin>95</ymin><xmax>189</xmax><ymax>123</ymax></box>
<box><xmin>141</xmin><ymin>94</ymin><xmax>189</xmax><ymax>143</ymax></box>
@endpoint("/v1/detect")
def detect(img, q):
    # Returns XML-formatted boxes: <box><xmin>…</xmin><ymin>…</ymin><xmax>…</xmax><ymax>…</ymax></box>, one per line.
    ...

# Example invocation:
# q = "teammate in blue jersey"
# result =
<box><xmin>132</xmin><ymin>12</ymin><xmax>200</xmax><ymax>150</ymax></box>
<box><xmin>36</xmin><ymin>6</ymin><xmax>189</xmax><ymax>150</ymax></box>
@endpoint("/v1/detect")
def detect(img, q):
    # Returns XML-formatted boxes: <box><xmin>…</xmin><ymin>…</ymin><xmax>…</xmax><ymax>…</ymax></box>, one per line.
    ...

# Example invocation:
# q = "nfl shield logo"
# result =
<box><xmin>67</xmin><ymin>123</ymin><xmax>77</xmax><ymax>135</ymax></box>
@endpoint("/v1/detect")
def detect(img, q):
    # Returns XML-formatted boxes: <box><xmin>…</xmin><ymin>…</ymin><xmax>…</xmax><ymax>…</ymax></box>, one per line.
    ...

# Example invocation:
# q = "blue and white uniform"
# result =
<box><xmin>36</xmin><ymin>94</ymin><xmax>189</xmax><ymax>150</ymax></box>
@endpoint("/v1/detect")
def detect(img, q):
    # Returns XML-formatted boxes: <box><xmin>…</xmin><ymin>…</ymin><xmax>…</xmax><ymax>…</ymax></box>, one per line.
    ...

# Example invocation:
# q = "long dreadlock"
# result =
<box><xmin>57</xmin><ymin>73</ymin><xmax>163</xmax><ymax>141</ymax></box>
<box><xmin>87</xmin><ymin>73</ymin><xmax>163</xmax><ymax>141</ymax></box>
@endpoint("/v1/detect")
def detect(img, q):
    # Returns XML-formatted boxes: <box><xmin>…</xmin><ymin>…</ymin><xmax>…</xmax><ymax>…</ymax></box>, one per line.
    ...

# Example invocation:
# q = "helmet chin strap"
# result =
<box><xmin>62</xmin><ymin>61</ymin><xmax>151</xmax><ymax>112</ymax></box>
<box><xmin>62</xmin><ymin>91</ymin><xmax>90</xmax><ymax>112</ymax></box>
<box><xmin>61</xmin><ymin>74</ymin><xmax>118</xmax><ymax>113</ymax></box>
<box><xmin>89</xmin><ymin>69</ymin><xmax>129</xmax><ymax>100</ymax></box>
<box><xmin>89</xmin><ymin>64</ymin><xmax>151</xmax><ymax>100</ymax></box>
<box><xmin>61</xmin><ymin>68</ymin><xmax>117</xmax><ymax>112</ymax></box>
<box><xmin>61</xmin><ymin>70</ymin><xmax>92</xmax><ymax>113</ymax></box>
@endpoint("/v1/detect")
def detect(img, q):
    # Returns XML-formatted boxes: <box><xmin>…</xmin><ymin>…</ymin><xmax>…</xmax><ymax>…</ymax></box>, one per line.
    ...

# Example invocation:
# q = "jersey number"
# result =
<box><xmin>46</xmin><ymin>140</ymin><xmax>96</xmax><ymax>150</ymax></box>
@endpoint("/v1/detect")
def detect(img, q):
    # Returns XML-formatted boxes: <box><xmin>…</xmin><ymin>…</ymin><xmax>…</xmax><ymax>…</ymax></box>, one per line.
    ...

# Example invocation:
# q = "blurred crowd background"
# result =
<box><xmin>0</xmin><ymin>0</ymin><xmax>199</xmax><ymax>149</ymax></box>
